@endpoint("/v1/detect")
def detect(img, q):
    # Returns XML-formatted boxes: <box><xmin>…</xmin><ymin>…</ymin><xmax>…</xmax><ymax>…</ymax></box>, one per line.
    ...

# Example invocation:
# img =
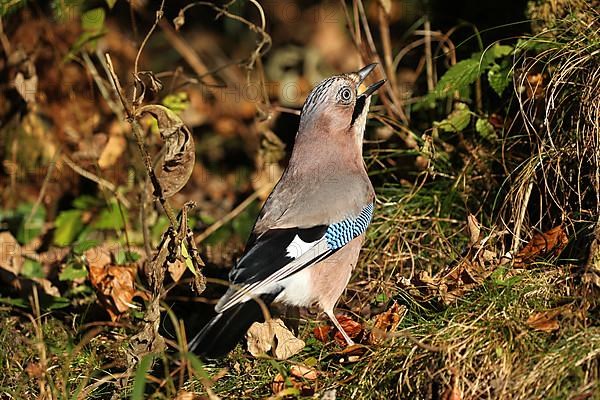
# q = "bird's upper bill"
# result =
<box><xmin>354</xmin><ymin>63</ymin><xmax>386</xmax><ymax>98</ymax></box>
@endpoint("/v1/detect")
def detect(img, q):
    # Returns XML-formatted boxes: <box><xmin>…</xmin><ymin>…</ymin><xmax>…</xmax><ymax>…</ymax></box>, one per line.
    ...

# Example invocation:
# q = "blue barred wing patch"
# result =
<box><xmin>325</xmin><ymin>203</ymin><xmax>374</xmax><ymax>250</ymax></box>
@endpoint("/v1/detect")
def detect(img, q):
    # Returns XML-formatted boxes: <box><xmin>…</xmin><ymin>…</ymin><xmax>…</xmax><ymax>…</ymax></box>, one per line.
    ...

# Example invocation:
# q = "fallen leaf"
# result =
<box><xmin>246</xmin><ymin>318</ymin><xmax>305</xmax><ymax>360</ymax></box>
<box><xmin>368</xmin><ymin>302</ymin><xmax>406</xmax><ymax>345</ymax></box>
<box><xmin>0</xmin><ymin>232</ymin><xmax>24</xmax><ymax>276</ymax></box>
<box><xmin>271</xmin><ymin>372</ymin><xmax>314</xmax><ymax>396</ymax></box>
<box><xmin>517</xmin><ymin>225</ymin><xmax>568</xmax><ymax>265</ymax></box>
<box><xmin>25</xmin><ymin>362</ymin><xmax>43</xmax><ymax>378</ymax></box>
<box><xmin>526</xmin><ymin>308</ymin><xmax>563</xmax><ymax>332</ymax></box>
<box><xmin>327</xmin><ymin>344</ymin><xmax>368</xmax><ymax>364</ymax></box>
<box><xmin>85</xmin><ymin>247</ymin><xmax>140</xmax><ymax>321</ymax></box>
<box><xmin>333</xmin><ymin>315</ymin><xmax>363</xmax><ymax>346</ymax></box>
<box><xmin>290</xmin><ymin>365</ymin><xmax>318</xmax><ymax>380</ymax></box>
<box><xmin>313</xmin><ymin>325</ymin><xmax>332</xmax><ymax>343</ymax></box>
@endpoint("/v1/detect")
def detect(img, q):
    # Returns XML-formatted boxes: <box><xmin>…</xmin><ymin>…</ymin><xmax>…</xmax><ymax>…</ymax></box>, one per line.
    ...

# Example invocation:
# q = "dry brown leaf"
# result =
<box><xmin>271</xmin><ymin>372</ymin><xmax>314</xmax><ymax>396</ymax></box>
<box><xmin>466</xmin><ymin>214</ymin><xmax>481</xmax><ymax>246</ymax></box>
<box><xmin>0</xmin><ymin>232</ymin><xmax>24</xmax><ymax>276</ymax></box>
<box><xmin>290</xmin><ymin>365</ymin><xmax>318</xmax><ymax>380</ymax></box>
<box><xmin>333</xmin><ymin>315</ymin><xmax>363</xmax><ymax>346</ymax></box>
<box><xmin>25</xmin><ymin>362</ymin><xmax>43</xmax><ymax>378</ymax></box>
<box><xmin>368</xmin><ymin>302</ymin><xmax>406</xmax><ymax>345</ymax></box>
<box><xmin>517</xmin><ymin>225</ymin><xmax>568</xmax><ymax>265</ymax></box>
<box><xmin>136</xmin><ymin>105</ymin><xmax>195</xmax><ymax>198</ymax></box>
<box><xmin>526</xmin><ymin>308</ymin><xmax>563</xmax><ymax>332</ymax></box>
<box><xmin>246</xmin><ymin>318</ymin><xmax>305</xmax><ymax>360</ymax></box>
<box><xmin>167</xmin><ymin>258</ymin><xmax>186</xmax><ymax>282</ymax></box>
<box><xmin>85</xmin><ymin>247</ymin><xmax>140</xmax><ymax>321</ymax></box>
<box><xmin>313</xmin><ymin>325</ymin><xmax>332</xmax><ymax>343</ymax></box>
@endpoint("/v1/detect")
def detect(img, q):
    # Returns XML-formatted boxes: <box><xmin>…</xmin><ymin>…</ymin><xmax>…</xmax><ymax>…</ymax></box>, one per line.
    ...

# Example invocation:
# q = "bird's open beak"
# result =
<box><xmin>356</xmin><ymin>63</ymin><xmax>386</xmax><ymax>98</ymax></box>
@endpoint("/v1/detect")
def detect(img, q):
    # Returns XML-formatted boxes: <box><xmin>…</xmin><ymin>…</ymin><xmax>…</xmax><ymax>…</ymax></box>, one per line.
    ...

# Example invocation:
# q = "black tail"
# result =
<box><xmin>188</xmin><ymin>293</ymin><xmax>277</xmax><ymax>358</ymax></box>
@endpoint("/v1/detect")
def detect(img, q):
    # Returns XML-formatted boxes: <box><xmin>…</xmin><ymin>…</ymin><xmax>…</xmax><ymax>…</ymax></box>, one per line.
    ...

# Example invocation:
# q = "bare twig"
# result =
<box><xmin>62</xmin><ymin>154</ymin><xmax>131</xmax><ymax>208</ymax></box>
<box><xmin>104</xmin><ymin>53</ymin><xmax>177</xmax><ymax>226</ymax></box>
<box><xmin>195</xmin><ymin>184</ymin><xmax>271</xmax><ymax>244</ymax></box>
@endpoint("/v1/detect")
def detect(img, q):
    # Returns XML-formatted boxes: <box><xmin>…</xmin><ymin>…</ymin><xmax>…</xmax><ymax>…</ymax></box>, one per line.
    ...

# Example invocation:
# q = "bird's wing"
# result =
<box><xmin>215</xmin><ymin>203</ymin><xmax>373</xmax><ymax>312</ymax></box>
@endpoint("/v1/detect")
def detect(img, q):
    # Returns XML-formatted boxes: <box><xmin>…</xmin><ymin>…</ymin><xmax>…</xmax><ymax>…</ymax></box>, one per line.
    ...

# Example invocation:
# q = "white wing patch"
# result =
<box><xmin>286</xmin><ymin>234</ymin><xmax>320</xmax><ymax>258</ymax></box>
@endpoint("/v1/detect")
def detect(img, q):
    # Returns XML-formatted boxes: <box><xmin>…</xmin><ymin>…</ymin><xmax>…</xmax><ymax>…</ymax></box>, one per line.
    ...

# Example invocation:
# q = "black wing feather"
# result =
<box><xmin>230</xmin><ymin>225</ymin><xmax>328</xmax><ymax>285</ymax></box>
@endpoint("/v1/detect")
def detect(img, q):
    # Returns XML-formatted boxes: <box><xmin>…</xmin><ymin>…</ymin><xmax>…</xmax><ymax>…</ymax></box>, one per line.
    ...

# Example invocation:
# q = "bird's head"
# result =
<box><xmin>298</xmin><ymin>64</ymin><xmax>385</xmax><ymax>142</ymax></box>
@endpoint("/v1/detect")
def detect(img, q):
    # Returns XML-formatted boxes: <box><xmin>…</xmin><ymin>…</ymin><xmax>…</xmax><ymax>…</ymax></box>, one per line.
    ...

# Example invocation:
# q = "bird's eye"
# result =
<box><xmin>339</xmin><ymin>87</ymin><xmax>353</xmax><ymax>103</ymax></box>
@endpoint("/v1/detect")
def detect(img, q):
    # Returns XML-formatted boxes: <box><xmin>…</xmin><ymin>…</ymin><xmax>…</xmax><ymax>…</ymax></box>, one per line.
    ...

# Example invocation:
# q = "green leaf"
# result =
<box><xmin>81</xmin><ymin>8</ymin><xmax>105</xmax><ymax>32</ymax></box>
<box><xmin>22</xmin><ymin>259</ymin><xmax>44</xmax><ymax>279</ymax></box>
<box><xmin>428</xmin><ymin>43</ymin><xmax>513</xmax><ymax>102</ymax></box>
<box><xmin>131</xmin><ymin>353</ymin><xmax>154</xmax><ymax>400</ymax></box>
<box><xmin>115</xmin><ymin>250</ymin><xmax>141</xmax><ymax>265</ymax></box>
<box><xmin>375</xmin><ymin>292</ymin><xmax>389</xmax><ymax>303</ymax></box>
<box><xmin>432</xmin><ymin>58</ymin><xmax>481</xmax><ymax>99</ymax></box>
<box><xmin>16</xmin><ymin>203</ymin><xmax>46</xmax><ymax>245</ymax></box>
<box><xmin>434</xmin><ymin>103</ymin><xmax>471</xmax><ymax>133</ymax></box>
<box><xmin>476</xmin><ymin>118</ymin><xmax>497</xmax><ymax>141</ymax></box>
<box><xmin>42</xmin><ymin>296</ymin><xmax>70</xmax><ymax>310</ymax></box>
<box><xmin>488</xmin><ymin>63</ymin><xmax>513</xmax><ymax>97</ymax></box>
<box><xmin>73</xmin><ymin>195</ymin><xmax>101</xmax><ymax>210</ymax></box>
<box><xmin>162</xmin><ymin>92</ymin><xmax>190</xmax><ymax>114</ymax></box>
<box><xmin>93</xmin><ymin>202</ymin><xmax>127</xmax><ymax>230</ymax></box>
<box><xmin>105</xmin><ymin>0</ymin><xmax>117</xmax><ymax>9</ymax></box>
<box><xmin>73</xmin><ymin>239</ymin><xmax>99</xmax><ymax>254</ymax></box>
<box><xmin>477</xmin><ymin>43</ymin><xmax>513</xmax><ymax>67</ymax></box>
<box><xmin>59</xmin><ymin>262</ymin><xmax>88</xmax><ymax>281</ymax></box>
<box><xmin>53</xmin><ymin>210</ymin><xmax>85</xmax><ymax>246</ymax></box>
<box><xmin>0</xmin><ymin>297</ymin><xmax>28</xmax><ymax>308</ymax></box>
<box><xmin>67</xmin><ymin>7</ymin><xmax>106</xmax><ymax>57</ymax></box>
<box><xmin>181</xmin><ymin>242</ymin><xmax>197</xmax><ymax>276</ymax></box>
<box><xmin>150</xmin><ymin>216</ymin><xmax>170</xmax><ymax>244</ymax></box>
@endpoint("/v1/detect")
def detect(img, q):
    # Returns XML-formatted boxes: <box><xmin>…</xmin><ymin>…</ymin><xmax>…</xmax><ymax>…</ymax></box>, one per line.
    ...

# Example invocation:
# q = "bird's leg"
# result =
<box><xmin>325</xmin><ymin>309</ymin><xmax>354</xmax><ymax>346</ymax></box>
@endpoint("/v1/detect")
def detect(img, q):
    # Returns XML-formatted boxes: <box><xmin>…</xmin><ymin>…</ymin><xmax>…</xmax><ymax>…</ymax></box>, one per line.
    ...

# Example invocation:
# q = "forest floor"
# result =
<box><xmin>0</xmin><ymin>1</ymin><xmax>599</xmax><ymax>399</ymax></box>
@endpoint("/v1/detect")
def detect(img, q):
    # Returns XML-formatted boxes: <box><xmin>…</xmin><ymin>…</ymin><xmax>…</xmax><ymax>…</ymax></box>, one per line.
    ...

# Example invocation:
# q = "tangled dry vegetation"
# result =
<box><xmin>0</xmin><ymin>0</ymin><xmax>599</xmax><ymax>399</ymax></box>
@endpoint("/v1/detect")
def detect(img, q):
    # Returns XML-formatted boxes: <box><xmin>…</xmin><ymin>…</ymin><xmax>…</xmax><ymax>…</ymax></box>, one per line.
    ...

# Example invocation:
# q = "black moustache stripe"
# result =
<box><xmin>351</xmin><ymin>96</ymin><xmax>366</xmax><ymax>126</ymax></box>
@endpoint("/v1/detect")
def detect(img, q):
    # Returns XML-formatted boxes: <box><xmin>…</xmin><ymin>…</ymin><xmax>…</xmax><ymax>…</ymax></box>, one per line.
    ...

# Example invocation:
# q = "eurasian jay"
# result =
<box><xmin>189</xmin><ymin>64</ymin><xmax>385</xmax><ymax>357</ymax></box>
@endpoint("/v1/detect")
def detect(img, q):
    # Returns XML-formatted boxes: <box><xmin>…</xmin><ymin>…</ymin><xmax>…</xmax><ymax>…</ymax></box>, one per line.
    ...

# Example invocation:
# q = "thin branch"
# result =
<box><xmin>62</xmin><ymin>154</ymin><xmax>131</xmax><ymax>209</ymax></box>
<box><xmin>195</xmin><ymin>184</ymin><xmax>271</xmax><ymax>244</ymax></box>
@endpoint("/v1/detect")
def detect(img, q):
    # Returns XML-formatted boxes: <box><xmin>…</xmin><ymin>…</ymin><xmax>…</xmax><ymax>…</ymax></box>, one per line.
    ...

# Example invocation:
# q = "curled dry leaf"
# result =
<box><xmin>516</xmin><ymin>225</ymin><xmax>568</xmax><ymax>265</ymax></box>
<box><xmin>290</xmin><ymin>365</ymin><xmax>318</xmax><ymax>380</ymax></box>
<box><xmin>136</xmin><ymin>105</ymin><xmax>195</xmax><ymax>198</ymax></box>
<box><xmin>368</xmin><ymin>301</ymin><xmax>406</xmax><ymax>345</ymax></box>
<box><xmin>85</xmin><ymin>247</ymin><xmax>142</xmax><ymax>321</ymax></box>
<box><xmin>246</xmin><ymin>318</ymin><xmax>305</xmax><ymax>360</ymax></box>
<box><xmin>333</xmin><ymin>315</ymin><xmax>363</xmax><ymax>346</ymax></box>
<box><xmin>526</xmin><ymin>307</ymin><xmax>566</xmax><ymax>332</ymax></box>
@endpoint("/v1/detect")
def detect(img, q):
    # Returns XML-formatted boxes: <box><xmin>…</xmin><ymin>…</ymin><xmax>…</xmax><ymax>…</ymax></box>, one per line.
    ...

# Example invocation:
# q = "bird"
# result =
<box><xmin>189</xmin><ymin>64</ymin><xmax>385</xmax><ymax>357</ymax></box>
